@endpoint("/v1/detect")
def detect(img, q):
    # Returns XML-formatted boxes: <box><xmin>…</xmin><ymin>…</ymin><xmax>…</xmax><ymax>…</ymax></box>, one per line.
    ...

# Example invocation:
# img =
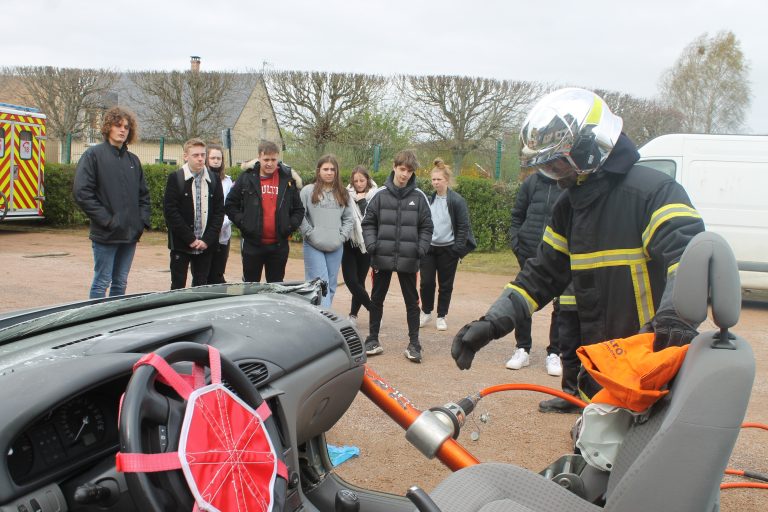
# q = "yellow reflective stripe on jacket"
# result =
<box><xmin>570</xmin><ymin>247</ymin><xmax>654</xmax><ymax>326</ymax></box>
<box><xmin>667</xmin><ymin>261</ymin><xmax>679</xmax><ymax>276</ymax></box>
<box><xmin>642</xmin><ymin>204</ymin><xmax>702</xmax><ymax>256</ymax></box>
<box><xmin>570</xmin><ymin>247</ymin><xmax>646</xmax><ymax>270</ymax></box>
<box><xmin>559</xmin><ymin>295</ymin><xmax>576</xmax><ymax>306</ymax></box>
<box><xmin>543</xmin><ymin>226</ymin><xmax>569</xmax><ymax>255</ymax></box>
<box><xmin>630</xmin><ymin>260</ymin><xmax>655</xmax><ymax>325</ymax></box>
<box><xmin>504</xmin><ymin>283</ymin><xmax>539</xmax><ymax>315</ymax></box>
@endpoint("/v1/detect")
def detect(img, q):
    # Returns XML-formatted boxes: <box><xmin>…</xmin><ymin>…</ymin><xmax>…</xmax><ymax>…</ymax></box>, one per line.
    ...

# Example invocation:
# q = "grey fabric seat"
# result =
<box><xmin>429</xmin><ymin>232</ymin><xmax>755</xmax><ymax>512</ymax></box>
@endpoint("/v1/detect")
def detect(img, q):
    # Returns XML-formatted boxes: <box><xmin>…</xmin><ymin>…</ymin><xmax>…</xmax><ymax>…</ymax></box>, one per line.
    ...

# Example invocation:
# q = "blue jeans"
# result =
<box><xmin>90</xmin><ymin>241</ymin><xmax>137</xmax><ymax>298</ymax></box>
<box><xmin>303</xmin><ymin>241</ymin><xmax>343</xmax><ymax>308</ymax></box>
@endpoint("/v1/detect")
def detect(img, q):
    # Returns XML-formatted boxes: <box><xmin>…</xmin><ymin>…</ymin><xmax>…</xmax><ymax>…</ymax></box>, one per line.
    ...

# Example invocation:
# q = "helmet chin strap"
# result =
<box><xmin>557</xmin><ymin>173</ymin><xmax>579</xmax><ymax>189</ymax></box>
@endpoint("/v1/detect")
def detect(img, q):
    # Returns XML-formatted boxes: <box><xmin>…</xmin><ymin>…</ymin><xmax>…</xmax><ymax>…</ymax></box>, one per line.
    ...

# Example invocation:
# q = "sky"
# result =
<box><xmin>3</xmin><ymin>0</ymin><xmax>767</xmax><ymax>133</ymax></box>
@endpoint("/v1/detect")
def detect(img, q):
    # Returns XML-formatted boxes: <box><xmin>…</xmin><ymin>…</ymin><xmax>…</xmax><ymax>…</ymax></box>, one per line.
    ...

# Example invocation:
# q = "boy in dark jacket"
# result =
<box><xmin>73</xmin><ymin>107</ymin><xmax>150</xmax><ymax>298</ymax></box>
<box><xmin>163</xmin><ymin>138</ymin><xmax>224</xmax><ymax>289</ymax></box>
<box><xmin>225</xmin><ymin>141</ymin><xmax>304</xmax><ymax>282</ymax></box>
<box><xmin>362</xmin><ymin>150</ymin><xmax>433</xmax><ymax>363</ymax></box>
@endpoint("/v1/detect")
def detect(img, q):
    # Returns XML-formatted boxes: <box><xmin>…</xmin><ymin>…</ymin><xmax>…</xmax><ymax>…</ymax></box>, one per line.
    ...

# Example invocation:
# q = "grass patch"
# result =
<box><xmin>460</xmin><ymin>249</ymin><xmax>520</xmax><ymax>276</ymax></box>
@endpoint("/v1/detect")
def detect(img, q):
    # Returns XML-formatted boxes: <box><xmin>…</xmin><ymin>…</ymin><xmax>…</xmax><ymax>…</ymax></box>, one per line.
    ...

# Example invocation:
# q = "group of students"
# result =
<box><xmin>75</xmin><ymin>86</ymin><xmax>707</xmax><ymax>417</ymax></box>
<box><xmin>72</xmin><ymin>106</ymin><xmax>474</xmax><ymax>365</ymax></box>
<box><xmin>301</xmin><ymin>150</ymin><xmax>475</xmax><ymax>364</ymax></box>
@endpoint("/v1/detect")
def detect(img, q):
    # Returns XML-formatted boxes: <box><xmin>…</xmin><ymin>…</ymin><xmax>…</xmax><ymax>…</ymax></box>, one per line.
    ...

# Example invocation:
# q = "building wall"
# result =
<box><xmin>230</xmin><ymin>78</ymin><xmax>283</xmax><ymax>165</ymax></box>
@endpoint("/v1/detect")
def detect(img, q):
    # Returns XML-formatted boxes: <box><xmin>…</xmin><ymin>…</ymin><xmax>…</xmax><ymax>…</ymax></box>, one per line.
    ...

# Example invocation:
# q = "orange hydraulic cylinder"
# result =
<box><xmin>360</xmin><ymin>364</ymin><xmax>479</xmax><ymax>471</ymax></box>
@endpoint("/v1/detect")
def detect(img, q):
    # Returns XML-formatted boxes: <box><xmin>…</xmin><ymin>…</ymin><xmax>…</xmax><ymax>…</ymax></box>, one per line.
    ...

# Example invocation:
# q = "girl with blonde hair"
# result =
<box><xmin>419</xmin><ymin>158</ymin><xmax>475</xmax><ymax>331</ymax></box>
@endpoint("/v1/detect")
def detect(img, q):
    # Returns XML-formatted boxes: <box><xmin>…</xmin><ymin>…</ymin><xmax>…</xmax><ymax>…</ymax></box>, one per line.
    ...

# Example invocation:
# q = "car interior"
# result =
<box><xmin>0</xmin><ymin>232</ymin><xmax>755</xmax><ymax>512</ymax></box>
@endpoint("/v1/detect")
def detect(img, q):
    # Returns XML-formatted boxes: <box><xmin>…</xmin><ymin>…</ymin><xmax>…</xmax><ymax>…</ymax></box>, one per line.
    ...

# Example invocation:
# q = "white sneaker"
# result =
<box><xmin>436</xmin><ymin>317</ymin><xmax>447</xmax><ymax>331</ymax></box>
<box><xmin>505</xmin><ymin>348</ymin><xmax>530</xmax><ymax>370</ymax></box>
<box><xmin>545</xmin><ymin>353</ymin><xmax>563</xmax><ymax>377</ymax></box>
<box><xmin>419</xmin><ymin>312</ymin><xmax>432</xmax><ymax>328</ymax></box>
<box><xmin>348</xmin><ymin>315</ymin><xmax>357</xmax><ymax>327</ymax></box>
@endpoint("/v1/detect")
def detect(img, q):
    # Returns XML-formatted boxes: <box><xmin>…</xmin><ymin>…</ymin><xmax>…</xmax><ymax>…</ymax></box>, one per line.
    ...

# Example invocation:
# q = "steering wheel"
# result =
<box><xmin>118</xmin><ymin>342</ymin><xmax>286</xmax><ymax>511</ymax></box>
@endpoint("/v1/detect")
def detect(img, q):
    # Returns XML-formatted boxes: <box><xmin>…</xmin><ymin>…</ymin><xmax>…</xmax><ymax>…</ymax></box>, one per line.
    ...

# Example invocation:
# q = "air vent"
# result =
<box><xmin>52</xmin><ymin>334</ymin><xmax>102</xmax><ymax>349</ymax></box>
<box><xmin>108</xmin><ymin>321</ymin><xmax>153</xmax><ymax>334</ymax></box>
<box><xmin>238</xmin><ymin>361</ymin><xmax>269</xmax><ymax>387</ymax></box>
<box><xmin>320</xmin><ymin>310</ymin><xmax>339</xmax><ymax>321</ymax></box>
<box><xmin>340</xmin><ymin>326</ymin><xmax>363</xmax><ymax>357</ymax></box>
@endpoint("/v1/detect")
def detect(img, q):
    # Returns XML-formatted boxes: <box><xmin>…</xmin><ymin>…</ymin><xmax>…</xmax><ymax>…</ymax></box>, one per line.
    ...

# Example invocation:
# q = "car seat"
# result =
<box><xmin>426</xmin><ymin>232</ymin><xmax>755</xmax><ymax>512</ymax></box>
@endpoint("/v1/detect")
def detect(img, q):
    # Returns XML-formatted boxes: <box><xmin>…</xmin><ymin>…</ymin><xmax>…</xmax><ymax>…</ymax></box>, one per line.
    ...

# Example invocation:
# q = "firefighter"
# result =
<box><xmin>451</xmin><ymin>88</ymin><xmax>705</xmax><ymax>401</ymax></box>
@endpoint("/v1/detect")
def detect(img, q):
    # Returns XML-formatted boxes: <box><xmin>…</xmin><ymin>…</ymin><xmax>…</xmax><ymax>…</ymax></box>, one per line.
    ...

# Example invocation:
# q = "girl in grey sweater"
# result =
<box><xmin>300</xmin><ymin>155</ymin><xmax>354</xmax><ymax>308</ymax></box>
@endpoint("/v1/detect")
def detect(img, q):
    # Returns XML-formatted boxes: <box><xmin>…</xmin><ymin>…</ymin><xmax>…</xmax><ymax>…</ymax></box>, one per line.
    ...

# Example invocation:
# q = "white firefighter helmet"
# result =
<box><xmin>519</xmin><ymin>88</ymin><xmax>623</xmax><ymax>179</ymax></box>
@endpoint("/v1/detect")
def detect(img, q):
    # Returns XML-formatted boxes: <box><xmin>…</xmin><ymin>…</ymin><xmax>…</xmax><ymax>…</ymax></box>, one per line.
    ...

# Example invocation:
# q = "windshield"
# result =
<box><xmin>0</xmin><ymin>280</ymin><xmax>323</xmax><ymax>345</ymax></box>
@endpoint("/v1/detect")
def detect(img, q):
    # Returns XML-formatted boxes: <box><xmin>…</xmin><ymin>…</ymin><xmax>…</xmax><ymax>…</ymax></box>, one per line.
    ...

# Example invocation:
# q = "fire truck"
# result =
<box><xmin>0</xmin><ymin>102</ymin><xmax>46</xmax><ymax>221</ymax></box>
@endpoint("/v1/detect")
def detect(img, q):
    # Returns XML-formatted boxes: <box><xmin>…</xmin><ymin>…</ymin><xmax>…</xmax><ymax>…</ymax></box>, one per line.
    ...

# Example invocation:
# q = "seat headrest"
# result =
<box><xmin>673</xmin><ymin>232</ymin><xmax>741</xmax><ymax>328</ymax></box>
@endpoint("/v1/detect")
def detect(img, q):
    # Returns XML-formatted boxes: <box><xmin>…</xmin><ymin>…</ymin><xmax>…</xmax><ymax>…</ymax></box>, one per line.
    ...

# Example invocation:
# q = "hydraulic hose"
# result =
<box><xmin>720</xmin><ymin>422</ymin><xmax>768</xmax><ymax>490</ymax></box>
<box><xmin>362</xmin><ymin>365</ymin><xmax>768</xmax><ymax>493</ymax></box>
<box><xmin>479</xmin><ymin>383</ymin><xmax>588</xmax><ymax>409</ymax></box>
<box><xmin>720</xmin><ymin>482</ymin><xmax>768</xmax><ymax>490</ymax></box>
<box><xmin>741</xmin><ymin>422</ymin><xmax>768</xmax><ymax>431</ymax></box>
<box><xmin>724</xmin><ymin>469</ymin><xmax>768</xmax><ymax>483</ymax></box>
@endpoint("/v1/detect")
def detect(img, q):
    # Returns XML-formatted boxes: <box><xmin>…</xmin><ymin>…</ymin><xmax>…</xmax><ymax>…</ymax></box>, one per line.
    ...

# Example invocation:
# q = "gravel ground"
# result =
<box><xmin>1</xmin><ymin>225</ymin><xmax>767</xmax><ymax>510</ymax></box>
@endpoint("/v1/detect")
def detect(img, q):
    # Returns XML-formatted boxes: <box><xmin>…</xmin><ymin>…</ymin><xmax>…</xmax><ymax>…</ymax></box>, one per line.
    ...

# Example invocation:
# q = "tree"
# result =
<box><xmin>4</xmin><ymin>66</ymin><xmax>117</xmax><ymax>141</ymax></box>
<box><xmin>265</xmin><ymin>71</ymin><xmax>387</xmax><ymax>156</ymax></box>
<box><xmin>399</xmin><ymin>75</ymin><xmax>544</xmax><ymax>173</ymax></box>
<box><xmin>128</xmin><ymin>70</ymin><xmax>249</xmax><ymax>141</ymax></box>
<box><xmin>595</xmin><ymin>89</ymin><xmax>684</xmax><ymax>146</ymax></box>
<box><xmin>660</xmin><ymin>31</ymin><xmax>750</xmax><ymax>133</ymax></box>
<box><xmin>339</xmin><ymin>107</ymin><xmax>414</xmax><ymax>170</ymax></box>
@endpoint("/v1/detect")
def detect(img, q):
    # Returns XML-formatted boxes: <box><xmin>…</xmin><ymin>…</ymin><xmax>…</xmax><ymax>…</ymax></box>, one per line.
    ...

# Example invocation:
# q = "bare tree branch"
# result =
<box><xmin>398</xmin><ymin>75</ymin><xmax>544</xmax><ymax>172</ymax></box>
<box><xmin>660</xmin><ymin>30</ymin><xmax>751</xmax><ymax>133</ymax></box>
<box><xmin>3</xmin><ymin>66</ymin><xmax>117</xmax><ymax>139</ymax></box>
<box><xmin>595</xmin><ymin>89</ymin><xmax>684</xmax><ymax>146</ymax></box>
<box><xmin>265</xmin><ymin>71</ymin><xmax>387</xmax><ymax>155</ymax></box>
<box><xmin>128</xmin><ymin>70</ymin><xmax>248</xmax><ymax>141</ymax></box>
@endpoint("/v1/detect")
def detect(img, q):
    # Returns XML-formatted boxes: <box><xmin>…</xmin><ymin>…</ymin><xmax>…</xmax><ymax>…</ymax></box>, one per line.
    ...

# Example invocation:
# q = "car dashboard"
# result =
<box><xmin>0</xmin><ymin>282</ymin><xmax>365</xmax><ymax>511</ymax></box>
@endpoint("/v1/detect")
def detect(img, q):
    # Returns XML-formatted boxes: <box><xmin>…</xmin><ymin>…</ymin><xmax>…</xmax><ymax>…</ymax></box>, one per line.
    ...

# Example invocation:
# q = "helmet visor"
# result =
<box><xmin>537</xmin><ymin>157</ymin><xmax>578</xmax><ymax>181</ymax></box>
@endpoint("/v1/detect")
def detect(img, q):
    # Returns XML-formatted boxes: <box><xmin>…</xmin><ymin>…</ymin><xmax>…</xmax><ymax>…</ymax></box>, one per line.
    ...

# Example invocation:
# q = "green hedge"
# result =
<box><xmin>43</xmin><ymin>164</ymin><xmax>518</xmax><ymax>251</ymax></box>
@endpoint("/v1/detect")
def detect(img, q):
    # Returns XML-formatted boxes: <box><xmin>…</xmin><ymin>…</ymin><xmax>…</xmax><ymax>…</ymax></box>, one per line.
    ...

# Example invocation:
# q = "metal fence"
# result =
<box><xmin>49</xmin><ymin>135</ymin><xmax>523</xmax><ymax>182</ymax></box>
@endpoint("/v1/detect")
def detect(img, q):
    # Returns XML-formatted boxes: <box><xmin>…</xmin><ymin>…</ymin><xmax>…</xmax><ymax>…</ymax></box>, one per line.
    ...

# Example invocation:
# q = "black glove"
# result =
<box><xmin>647</xmin><ymin>311</ymin><xmax>699</xmax><ymax>352</ymax></box>
<box><xmin>451</xmin><ymin>319</ymin><xmax>496</xmax><ymax>370</ymax></box>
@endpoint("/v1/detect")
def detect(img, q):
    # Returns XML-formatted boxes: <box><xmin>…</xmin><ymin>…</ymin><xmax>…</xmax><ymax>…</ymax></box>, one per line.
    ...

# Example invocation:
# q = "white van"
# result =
<box><xmin>638</xmin><ymin>133</ymin><xmax>768</xmax><ymax>293</ymax></box>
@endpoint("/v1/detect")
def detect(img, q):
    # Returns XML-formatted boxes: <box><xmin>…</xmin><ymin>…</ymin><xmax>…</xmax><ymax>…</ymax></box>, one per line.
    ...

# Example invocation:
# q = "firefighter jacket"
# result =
<box><xmin>489</xmin><ymin>134</ymin><xmax>705</xmax><ymax>346</ymax></box>
<box><xmin>362</xmin><ymin>171</ymin><xmax>433</xmax><ymax>273</ymax></box>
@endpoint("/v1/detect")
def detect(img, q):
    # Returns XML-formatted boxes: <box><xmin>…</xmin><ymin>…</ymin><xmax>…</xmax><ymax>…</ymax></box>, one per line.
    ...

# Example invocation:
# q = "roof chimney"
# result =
<box><xmin>190</xmin><ymin>56</ymin><xmax>201</xmax><ymax>73</ymax></box>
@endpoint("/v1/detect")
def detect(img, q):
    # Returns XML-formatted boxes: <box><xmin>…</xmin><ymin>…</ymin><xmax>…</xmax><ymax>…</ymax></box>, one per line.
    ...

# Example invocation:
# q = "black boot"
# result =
<box><xmin>539</xmin><ymin>364</ymin><xmax>582</xmax><ymax>414</ymax></box>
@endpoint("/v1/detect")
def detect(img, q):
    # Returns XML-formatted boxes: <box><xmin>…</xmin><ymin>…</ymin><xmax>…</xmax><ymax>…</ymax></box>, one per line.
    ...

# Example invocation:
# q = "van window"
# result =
<box><xmin>639</xmin><ymin>159</ymin><xmax>676</xmax><ymax>179</ymax></box>
<box><xmin>19</xmin><ymin>131</ymin><xmax>33</xmax><ymax>160</ymax></box>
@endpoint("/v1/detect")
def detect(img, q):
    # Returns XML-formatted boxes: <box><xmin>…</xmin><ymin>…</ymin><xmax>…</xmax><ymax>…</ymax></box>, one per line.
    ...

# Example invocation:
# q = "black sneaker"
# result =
<box><xmin>404</xmin><ymin>344</ymin><xmax>422</xmax><ymax>363</ymax></box>
<box><xmin>538</xmin><ymin>396</ymin><xmax>582</xmax><ymax>414</ymax></box>
<box><xmin>365</xmin><ymin>339</ymin><xmax>383</xmax><ymax>356</ymax></box>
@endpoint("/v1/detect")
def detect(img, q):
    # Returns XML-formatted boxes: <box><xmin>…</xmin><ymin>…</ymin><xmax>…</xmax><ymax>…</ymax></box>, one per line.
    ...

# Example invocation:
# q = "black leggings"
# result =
<box><xmin>341</xmin><ymin>242</ymin><xmax>372</xmax><ymax>315</ymax></box>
